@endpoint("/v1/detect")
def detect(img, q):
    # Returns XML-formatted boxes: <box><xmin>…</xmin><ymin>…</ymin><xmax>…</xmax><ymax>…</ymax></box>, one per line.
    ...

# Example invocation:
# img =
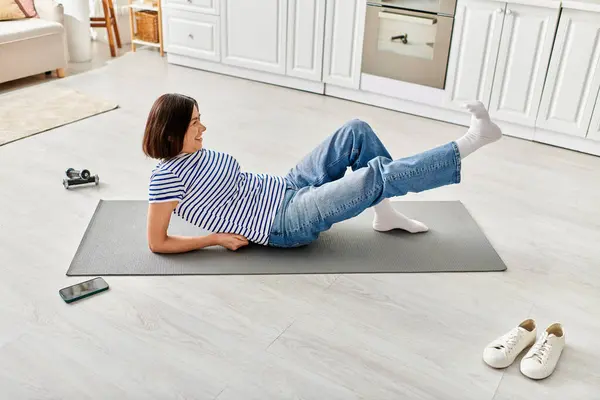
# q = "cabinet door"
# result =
<box><xmin>286</xmin><ymin>0</ymin><xmax>326</xmax><ymax>81</ymax></box>
<box><xmin>323</xmin><ymin>0</ymin><xmax>366</xmax><ymax>88</ymax></box>
<box><xmin>221</xmin><ymin>0</ymin><xmax>287</xmax><ymax>74</ymax></box>
<box><xmin>444</xmin><ymin>0</ymin><xmax>506</xmax><ymax>110</ymax></box>
<box><xmin>537</xmin><ymin>9</ymin><xmax>600</xmax><ymax>138</ymax></box>
<box><xmin>489</xmin><ymin>4</ymin><xmax>559</xmax><ymax>126</ymax></box>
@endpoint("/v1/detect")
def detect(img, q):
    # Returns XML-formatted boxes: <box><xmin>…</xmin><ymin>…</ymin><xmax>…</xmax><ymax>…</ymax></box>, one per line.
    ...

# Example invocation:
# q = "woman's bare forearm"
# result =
<box><xmin>149</xmin><ymin>234</ymin><xmax>216</xmax><ymax>254</ymax></box>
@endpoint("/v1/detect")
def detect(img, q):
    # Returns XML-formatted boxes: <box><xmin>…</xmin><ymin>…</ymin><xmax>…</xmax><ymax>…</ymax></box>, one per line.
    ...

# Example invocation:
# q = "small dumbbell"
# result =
<box><xmin>65</xmin><ymin>168</ymin><xmax>91</xmax><ymax>180</ymax></box>
<box><xmin>63</xmin><ymin>168</ymin><xmax>99</xmax><ymax>189</ymax></box>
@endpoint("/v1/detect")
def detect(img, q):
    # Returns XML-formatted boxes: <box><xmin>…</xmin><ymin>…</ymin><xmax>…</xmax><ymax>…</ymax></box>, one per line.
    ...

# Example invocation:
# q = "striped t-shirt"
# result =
<box><xmin>149</xmin><ymin>149</ymin><xmax>286</xmax><ymax>245</ymax></box>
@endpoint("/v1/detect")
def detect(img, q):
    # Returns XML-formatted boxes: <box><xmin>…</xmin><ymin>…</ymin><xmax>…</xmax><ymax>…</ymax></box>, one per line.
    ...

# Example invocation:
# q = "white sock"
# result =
<box><xmin>373</xmin><ymin>199</ymin><xmax>428</xmax><ymax>233</ymax></box>
<box><xmin>455</xmin><ymin>101</ymin><xmax>502</xmax><ymax>159</ymax></box>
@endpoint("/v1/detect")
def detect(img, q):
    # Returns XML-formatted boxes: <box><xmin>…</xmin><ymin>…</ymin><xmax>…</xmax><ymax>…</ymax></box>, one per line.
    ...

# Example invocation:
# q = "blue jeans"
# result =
<box><xmin>268</xmin><ymin>120</ymin><xmax>461</xmax><ymax>248</ymax></box>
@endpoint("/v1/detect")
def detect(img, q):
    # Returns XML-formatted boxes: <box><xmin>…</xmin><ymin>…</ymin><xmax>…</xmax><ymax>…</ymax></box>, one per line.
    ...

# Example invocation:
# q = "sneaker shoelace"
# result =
<box><xmin>494</xmin><ymin>329</ymin><xmax>522</xmax><ymax>353</ymax></box>
<box><xmin>530</xmin><ymin>336</ymin><xmax>552</xmax><ymax>364</ymax></box>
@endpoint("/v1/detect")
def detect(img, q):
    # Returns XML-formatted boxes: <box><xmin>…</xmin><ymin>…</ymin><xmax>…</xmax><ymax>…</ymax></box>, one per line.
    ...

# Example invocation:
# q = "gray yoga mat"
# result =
<box><xmin>67</xmin><ymin>200</ymin><xmax>506</xmax><ymax>276</ymax></box>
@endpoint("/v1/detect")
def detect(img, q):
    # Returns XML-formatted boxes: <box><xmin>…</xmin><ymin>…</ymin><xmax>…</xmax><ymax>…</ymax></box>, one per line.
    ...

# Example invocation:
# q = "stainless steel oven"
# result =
<box><xmin>362</xmin><ymin>0</ymin><xmax>457</xmax><ymax>89</ymax></box>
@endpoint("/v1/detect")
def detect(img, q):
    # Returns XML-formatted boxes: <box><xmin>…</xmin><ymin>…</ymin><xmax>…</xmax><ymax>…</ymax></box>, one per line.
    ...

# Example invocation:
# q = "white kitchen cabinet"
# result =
<box><xmin>221</xmin><ymin>0</ymin><xmax>287</xmax><ymax>74</ymax></box>
<box><xmin>323</xmin><ymin>0</ymin><xmax>366</xmax><ymax>89</ymax></box>
<box><xmin>489</xmin><ymin>4</ymin><xmax>559</xmax><ymax>127</ymax></box>
<box><xmin>286</xmin><ymin>0</ymin><xmax>325</xmax><ymax>82</ymax></box>
<box><xmin>163</xmin><ymin>9</ymin><xmax>220</xmax><ymax>62</ymax></box>
<box><xmin>444</xmin><ymin>0</ymin><xmax>506</xmax><ymax>110</ymax></box>
<box><xmin>536</xmin><ymin>9</ymin><xmax>600</xmax><ymax>138</ymax></box>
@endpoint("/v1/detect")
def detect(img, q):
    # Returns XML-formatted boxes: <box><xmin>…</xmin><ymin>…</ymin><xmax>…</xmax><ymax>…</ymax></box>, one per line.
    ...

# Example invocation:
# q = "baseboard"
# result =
<box><xmin>496</xmin><ymin>121</ymin><xmax>535</xmax><ymax>141</ymax></box>
<box><xmin>167</xmin><ymin>54</ymin><xmax>325</xmax><ymax>95</ymax></box>
<box><xmin>534</xmin><ymin>128</ymin><xmax>600</xmax><ymax>156</ymax></box>
<box><xmin>325</xmin><ymin>83</ymin><xmax>471</xmax><ymax>127</ymax></box>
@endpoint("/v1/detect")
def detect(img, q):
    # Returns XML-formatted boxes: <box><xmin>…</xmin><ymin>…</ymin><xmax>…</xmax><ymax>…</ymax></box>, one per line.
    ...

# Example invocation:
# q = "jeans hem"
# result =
<box><xmin>451</xmin><ymin>141</ymin><xmax>462</xmax><ymax>184</ymax></box>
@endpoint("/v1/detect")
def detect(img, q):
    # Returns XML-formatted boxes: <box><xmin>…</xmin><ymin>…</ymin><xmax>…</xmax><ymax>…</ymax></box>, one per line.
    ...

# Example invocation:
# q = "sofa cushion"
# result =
<box><xmin>0</xmin><ymin>0</ymin><xmax>27</xmax><ymax>20</ymax></box>
<box><xmin>0</xmin><ymin>17</ymin><xmax>61</xmax><ymax>43</ymax></box>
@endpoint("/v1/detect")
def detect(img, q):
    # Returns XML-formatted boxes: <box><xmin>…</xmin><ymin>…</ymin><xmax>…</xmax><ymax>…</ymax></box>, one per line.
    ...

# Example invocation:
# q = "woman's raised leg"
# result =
<box><xmin>285</xmin><ymin>119</ymin><xmax>429</xmax><ymax>233</ymax></box>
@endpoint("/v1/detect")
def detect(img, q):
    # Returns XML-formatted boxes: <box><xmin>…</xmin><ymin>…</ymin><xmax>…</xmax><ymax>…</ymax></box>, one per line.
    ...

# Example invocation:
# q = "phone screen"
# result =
<box><xmin>59</xmin><ymin>277</ymin><xmax>109</xmax><ymax>303</ymax></box>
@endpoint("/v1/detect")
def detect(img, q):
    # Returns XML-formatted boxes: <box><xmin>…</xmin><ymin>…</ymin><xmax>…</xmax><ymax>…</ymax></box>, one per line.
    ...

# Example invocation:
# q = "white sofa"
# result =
<box><xmin>0</xmin><ymin>0</ymin><xmax>68</xmax><ymax>84</ymax></box>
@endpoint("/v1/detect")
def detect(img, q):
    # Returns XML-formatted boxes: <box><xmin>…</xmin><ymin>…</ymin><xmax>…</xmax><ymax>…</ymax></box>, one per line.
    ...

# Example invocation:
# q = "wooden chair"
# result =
<box><xmin>91</xmin><ymin>0</ymin><xmax>122</xmax><ymax>57</ymax></box>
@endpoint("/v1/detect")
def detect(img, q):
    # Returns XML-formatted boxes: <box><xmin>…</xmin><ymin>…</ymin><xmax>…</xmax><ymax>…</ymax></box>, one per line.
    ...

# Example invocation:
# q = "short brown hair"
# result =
<box><xmin>142</xmin><ymin>93</ymin><xmax>198</xmax><ymax>159</ymax></box>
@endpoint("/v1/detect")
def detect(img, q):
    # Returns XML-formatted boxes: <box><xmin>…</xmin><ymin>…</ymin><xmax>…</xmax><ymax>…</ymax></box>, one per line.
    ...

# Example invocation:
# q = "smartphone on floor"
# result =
<box><xmin>59</xmin><ymin>277</ymin><xmax>109</xmax><ymax>303</ymax></box>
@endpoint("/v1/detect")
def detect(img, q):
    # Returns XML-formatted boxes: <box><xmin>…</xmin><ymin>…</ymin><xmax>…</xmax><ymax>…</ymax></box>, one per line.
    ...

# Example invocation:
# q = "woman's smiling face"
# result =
<box><xmin>181</xmin><ymin>106</ymin><xmax>206</xmax><ymax>154</ymax></box>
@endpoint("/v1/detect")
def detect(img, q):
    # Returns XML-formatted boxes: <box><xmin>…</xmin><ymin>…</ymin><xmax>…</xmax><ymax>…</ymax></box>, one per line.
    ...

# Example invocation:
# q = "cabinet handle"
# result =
<box><xmin>506</xmin><ymin>9</ymin><xmax>512</xmax><ymax>15</ymax></box>
<box><xmin>188</xmin><ymin>33</ymin><xmax>194</xmax><ymax>39</ymax></box>
<box><xmin>391</xmin><ymin>34</ymin><xmax>408</xmax><ymax>44</ymax></box>
<box><xmin>496</xmin><ymin>8</ymin><xmax>503</xmax><ymax>13</ymax></box>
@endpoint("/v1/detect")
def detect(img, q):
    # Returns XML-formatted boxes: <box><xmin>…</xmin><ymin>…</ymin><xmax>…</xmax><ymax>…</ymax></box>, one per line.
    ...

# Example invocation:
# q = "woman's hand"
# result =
<box><xmin>212</xmin><ymin>233</ymin><xmax>249</xmax><ymax>251</ymax></box>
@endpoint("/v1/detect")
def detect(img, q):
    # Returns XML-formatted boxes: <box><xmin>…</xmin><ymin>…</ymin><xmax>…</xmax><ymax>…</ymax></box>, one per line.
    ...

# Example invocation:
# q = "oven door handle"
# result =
<box><xmin>391</xmin><ymin>34</ymin><xmax>408</xmax><ymax>44</ymax></box>
<box><xmin>378</xmin><ymin>11</ymin><xmax>437</xmax><ymax>25</ymax></box>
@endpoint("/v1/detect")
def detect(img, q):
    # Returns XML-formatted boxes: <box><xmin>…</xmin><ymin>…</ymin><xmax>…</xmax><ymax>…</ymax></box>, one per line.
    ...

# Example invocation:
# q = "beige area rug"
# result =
<box><xmin>0</xmin><ymin>84</ymin><xmax>118</xmax><ymax>146</ymax></box>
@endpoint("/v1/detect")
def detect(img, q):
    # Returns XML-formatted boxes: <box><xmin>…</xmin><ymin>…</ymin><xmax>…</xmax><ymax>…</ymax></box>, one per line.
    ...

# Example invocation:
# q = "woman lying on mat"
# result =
<box><xmin>143</xmin><ymin>93</ymin><xmax>501</xmax><ymax>253</ymax></box>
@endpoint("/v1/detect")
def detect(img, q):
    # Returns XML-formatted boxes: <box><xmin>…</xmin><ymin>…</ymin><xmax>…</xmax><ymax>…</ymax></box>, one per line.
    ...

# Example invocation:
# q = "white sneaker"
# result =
<box><xmin>483</xmin><ymin>319</ymin><xmax>537</xmax><ymax>368</ymax></box>
<box><xmin>520</xmin><ymin>323</ymin><xmax>565</xmax><ymax>380</ymax></box>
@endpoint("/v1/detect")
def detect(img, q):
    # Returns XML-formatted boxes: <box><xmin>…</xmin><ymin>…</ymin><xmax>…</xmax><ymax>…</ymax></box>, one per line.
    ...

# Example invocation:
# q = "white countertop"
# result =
<box><xmin>561</xmin><ymin>0</ymin><xmax>600</xmax><ymax>12</ymax></box>
<box><xmin>502</xmin><ymin>0</ymin><xmax>600</xmax><ymax>11</ymax></box>
<box><xmin>489</xmin><ymin>0</ymin><xmax>561</xmax><ymax>9</ymax></box>
<box><xmin>489</xmin><ymin>0</ymin><xmax>600</xmax><ymax>12</ymax></box>
<box><xmin>379</xmin><ymin>0</ymin><xmax>600</xmax><ymax>13</ymax></box>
